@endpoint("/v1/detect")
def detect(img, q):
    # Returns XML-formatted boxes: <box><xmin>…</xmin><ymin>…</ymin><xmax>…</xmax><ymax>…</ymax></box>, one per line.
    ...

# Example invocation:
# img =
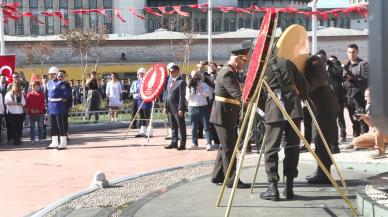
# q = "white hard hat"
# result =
<box><xmin>48</xmin><ymin>67</ymin><xmax>59</xmax><ymax>74</ymax></box>
<box><xmin>167</xmin><ymin>62</ymin><xmax>177</xmax><ymax>70</ymax></box>
<box><xmin>137</xmin><ymin>67</ymin><xmax>147</xmax><ymax>74</ymax></box>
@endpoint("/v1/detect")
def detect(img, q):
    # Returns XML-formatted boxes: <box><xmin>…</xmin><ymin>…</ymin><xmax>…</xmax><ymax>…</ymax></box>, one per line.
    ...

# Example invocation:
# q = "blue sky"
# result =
<box><xmin>308</xmin><ymin>0</ymin><xmax>350</xmax><ymax>8</ymax></box>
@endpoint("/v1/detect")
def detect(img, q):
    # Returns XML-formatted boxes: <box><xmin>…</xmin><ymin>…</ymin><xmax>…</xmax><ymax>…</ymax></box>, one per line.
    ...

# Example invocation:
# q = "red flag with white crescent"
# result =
<box><xmin>0</xmin><ymin>55</ymin><xmax>16</xmax><ymax>84</ymax></box>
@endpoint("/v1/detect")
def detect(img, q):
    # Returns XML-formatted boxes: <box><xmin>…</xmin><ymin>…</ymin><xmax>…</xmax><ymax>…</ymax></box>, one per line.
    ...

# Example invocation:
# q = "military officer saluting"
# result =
<box><xmin>210</xmin><ymin>48</ymin><xmax>250</xmax><ymax>189</ymax></box>
<box><xmin>46</xmin><ymin>67</ymin><xmax>69</xmax><ymax>150</ymax></box>
<box><xmin>260</xmin><ymin>56</ymin><xmax>309</xmax><ymax>201</ymax></box>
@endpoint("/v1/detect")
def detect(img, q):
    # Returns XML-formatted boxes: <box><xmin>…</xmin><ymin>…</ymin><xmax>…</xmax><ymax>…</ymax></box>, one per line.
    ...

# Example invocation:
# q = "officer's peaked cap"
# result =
<box><xmin>231</xmin><ymin>48</ymin><xmax>250</xmax><ymax>58</ymax></box>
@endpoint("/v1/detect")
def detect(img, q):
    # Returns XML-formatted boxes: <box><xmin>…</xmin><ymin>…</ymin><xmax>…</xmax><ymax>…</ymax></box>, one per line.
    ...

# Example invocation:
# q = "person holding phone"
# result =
<box><xmin>4</xmin><ymin>83</ymin><xmax>26</xmax><ymax>145</ymax></box>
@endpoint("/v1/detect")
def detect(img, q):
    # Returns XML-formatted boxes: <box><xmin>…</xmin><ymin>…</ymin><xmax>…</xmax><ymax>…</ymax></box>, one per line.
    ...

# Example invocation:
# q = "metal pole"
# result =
<box><xmin>147</xmin><ymin>101</ymin><xmax>155</xmax><ymax>143</ymax></box>
<box><xmin>311</xmin><ymin>0</ymin><xmax>318</xmax><ymax>54</ymax></box>
<box><xmin>0</xmin><ymin>5</ymin><xmax>5</xmax><ymax>55</ymax></box>
<box><xmin>250</xmin><ymin>134</ymin><xmax>266</xmax><ymax>193</ymax></box>
<box><xmin>208</xmin><ymin>0</ymin><xmax>213</xmax><ymax>62</ymax></box>
<box><xmin>122</xmin><ymin>101</ymin><xmax>144</xmax><ymax>140</ymax></box>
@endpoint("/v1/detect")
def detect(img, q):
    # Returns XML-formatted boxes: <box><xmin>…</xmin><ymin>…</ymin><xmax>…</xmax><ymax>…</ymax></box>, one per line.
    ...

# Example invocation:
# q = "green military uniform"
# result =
<box><xmin>262</xmin><ymin>57</ymin><xmax>309</xmax><ymax>182</ymax></box>
<box><xmin>210</xmin><ymin>64</ymin><xmax>242</xmax><ymax>185</ymax></box>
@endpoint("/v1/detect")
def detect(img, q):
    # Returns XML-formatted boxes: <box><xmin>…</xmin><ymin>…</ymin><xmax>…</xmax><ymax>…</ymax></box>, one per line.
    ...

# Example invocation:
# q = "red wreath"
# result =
<box><xmin>140</xmin><ymin>64</ymin><xmax>167</xmax><ymax>102</ymax></box>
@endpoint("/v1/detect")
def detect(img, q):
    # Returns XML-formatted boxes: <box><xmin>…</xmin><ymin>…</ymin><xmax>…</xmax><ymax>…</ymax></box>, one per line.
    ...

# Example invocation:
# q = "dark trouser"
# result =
<box><xmin>50</xmin><ymin>114</ymin><xmax>65</xmax><ymax>137</ymax></box>
<box><xmin>63</xmin><ymin>112</ymin><xmax>69</xmax><ymax>134</ymax></box>
<box><xmin>7</xmin><ymin>113</ymin><xmax>25</xmax><ymax>143</ymax></box>
<box><xmin>86</xmin><ymin>111</ymin><xmax>99</xmax><ymax>122</ymax></box>
<box><xmin>303</xmin><ymin>107</ymin><xmax>312</xmax><ymax>144</ymax></box>
<box><xmin>346</xmin><ymin>93</ymin><xmax>369</xmax><ymax>137</ymax></box>
<box><xmin>139</xmin><ymin>109</ymin><xmax>151</xmax><ymax>126</ymax></box>
<box><xmin>314</xmin><ymin>114</ymin><xmax>338</xmax><ymax>168</ymax></box>
<box><xmin>168</xmin><ymin>112</ymin><xmax>186</xmax><ymax>147</ymax></box>
<box><xmin>131</xmin><ymin>101</ymin><xmax>138</xmax><ymax>128</ymax></box>
<box><xmin>263</xmin><ymin>120</ymin><xmax>301</xmax><ymax>182</ymax></box>
<box><xmin>337</xmin><ymin>100</ymin><xmax>346</xmax><ymax>138</ymax></box>
<box><xmin>210</xmin><ymin>123</ymin><xmax>220</xmax><ymax>144</ymax></box>
<box><xmin>211</xmin><ymin>123</ymin><xmax>239</xmax><ymax>184</ymax></box>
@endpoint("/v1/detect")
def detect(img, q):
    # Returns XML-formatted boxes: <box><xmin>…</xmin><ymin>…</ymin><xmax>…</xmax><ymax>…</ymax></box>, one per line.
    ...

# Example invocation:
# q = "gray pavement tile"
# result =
<box><xmin>66</xmin><ymin>207</ymin><xmax>114</xmax><ymax>217</ymax></box>
<box><xmin>124</xmin><ymin>163</ymin><xmax>373</xmax><ymax>217</ymax></box>
<box><xmin>51</xmin><ymin>207</ymin><xmax>75</xmax><ymax>217</ymax></box>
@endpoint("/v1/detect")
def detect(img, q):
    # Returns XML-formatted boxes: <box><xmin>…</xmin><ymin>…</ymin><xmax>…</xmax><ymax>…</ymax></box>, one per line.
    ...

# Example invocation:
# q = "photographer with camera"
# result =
<box><xmin>186</xmin><ymin>70</ymin><xmax>212</xmax><ymax>150</ymax></box>
<box><xmin>344</xmin><ymin>88</ymin><xmax>387</xmax><ymax>158</ymax></box>
<box><xmin>343</xmin><ymin>44</ymin><xmax>369</xmax><ymax>138</ymax></box>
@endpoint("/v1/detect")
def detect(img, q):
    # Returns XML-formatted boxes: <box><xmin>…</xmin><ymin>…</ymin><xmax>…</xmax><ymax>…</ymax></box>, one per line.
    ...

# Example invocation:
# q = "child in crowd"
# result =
<box><xmin>26</xmin><ymin>81</ymin><xmax>45</xmax><ymax>144</ymax></box>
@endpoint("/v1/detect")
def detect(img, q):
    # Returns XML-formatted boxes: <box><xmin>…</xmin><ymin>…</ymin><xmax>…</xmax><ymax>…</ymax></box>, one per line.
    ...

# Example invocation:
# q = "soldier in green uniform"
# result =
<box><xmin>210</xmin><ymin>48</ymin><xmax>250</xmax><ymax>189</ymax></box>
<box><xmin>260</xmin><ymin>57</ymin><xmax>309</xmax><ymax>201</ymax></box>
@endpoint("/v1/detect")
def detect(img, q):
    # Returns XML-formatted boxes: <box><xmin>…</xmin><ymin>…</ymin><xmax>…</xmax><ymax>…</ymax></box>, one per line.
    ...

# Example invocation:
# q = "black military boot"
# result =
<box><xmin>305</xmin><ymin>166</ymin><xmax>331</xmax><ymax>184</ymax></box>
<box><xmin>260</xmin><ymin>182</ymin><xmax>280</xmax><ymax>201</ymax></box>
<box><xmin>283</xmin><ymin>177</ymin><xmax>294</xmax><ymax>199</ymax></box>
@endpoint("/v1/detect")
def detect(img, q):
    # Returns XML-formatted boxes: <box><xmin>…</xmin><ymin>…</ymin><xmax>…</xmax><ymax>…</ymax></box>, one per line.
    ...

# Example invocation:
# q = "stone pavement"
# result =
<box><xmin>0</xmin><ymin>124</ymin><xmax>217</xmax><ymax>217</ymax></box>
<box><xmin>52</xmin><ymin>160</ymin><xmax>376</xmax><ymax>217</ymax></box>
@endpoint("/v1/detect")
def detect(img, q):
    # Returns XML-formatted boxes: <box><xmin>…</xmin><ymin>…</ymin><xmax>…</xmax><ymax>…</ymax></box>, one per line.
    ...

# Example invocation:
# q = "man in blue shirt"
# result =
<box><xmin>46</xmin><ymin>67</ymin><xmax>69</xmax><ymax>150</ymax></box>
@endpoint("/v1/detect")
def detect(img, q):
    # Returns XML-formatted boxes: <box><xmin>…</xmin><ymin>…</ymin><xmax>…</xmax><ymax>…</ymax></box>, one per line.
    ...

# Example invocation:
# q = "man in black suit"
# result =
<box><xmin>210</xmin><ymin>48</ymin><xmax>250</xmax><ymax>189</ymax></box>
<box><xmin>164</xmin><ymin>64</ymin><xmax>187</xmax><ymax>150</ymax></box>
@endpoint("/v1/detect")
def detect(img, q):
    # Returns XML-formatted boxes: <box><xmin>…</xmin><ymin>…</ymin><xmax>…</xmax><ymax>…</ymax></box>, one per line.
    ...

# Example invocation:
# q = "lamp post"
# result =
<box><xmin>0</xmin><ymin>4</ymin><xmax>5</xmax><ymax>55</ymax></box>
<box><xmin>208</xmin><ymin>0</ymin><xmax>212</xmax><ymax>62</ymax></box>
<box><xmin>312</xmin><ymin>0</ymin><xmax>318</xmax><ymax>54</ymax></box>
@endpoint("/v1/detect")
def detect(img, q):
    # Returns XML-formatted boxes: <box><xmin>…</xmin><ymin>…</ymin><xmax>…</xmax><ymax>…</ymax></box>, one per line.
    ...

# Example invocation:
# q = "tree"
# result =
<box><xmin>19</xmin><ymin>42</ymin><xmax>54</xmax><ymax>77</ymax></box>
<box><xmin>36</xmin><ymin>42</ymin><xmax>54</xmax><ymax>76</ymax></box>
<box><xmin>61</xmin><ymin>29</ymin><xmax>97</xmax><ymax>102</ymax></box>
<box><xmin>19</xmin><ymin>43</ymin><xmax>36</xmax><ymax>74</ymax></box>
<box><xmin>92</xmin><ymin>26</ymin><xmax>108</xmax><ymax>71</ymax></box>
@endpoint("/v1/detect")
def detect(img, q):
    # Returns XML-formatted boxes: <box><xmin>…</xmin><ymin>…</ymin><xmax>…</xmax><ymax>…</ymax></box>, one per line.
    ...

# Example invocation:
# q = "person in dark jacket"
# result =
<box><xmin>163</xmin><ymin>64</ymin><xmax>187</xmax><ymax>150</ymax></box>
<box><xmin>343</xmin><ymin>44</ymin><xmax>369</xmax><ymax>137</ymax></box>
<box><xmin>210</xmin><ymin>48</ymin><xmax>250</xmax><ymax>189</ymax></box>
<box><xmin>85</xmin><ymin>71</ymin><xmax>101</xmax><ymax>122</ymax></box>
<box><xmin>304</xmin><ymin>55</ymin><xmax>340</xmax><ymax>184</ymax></box>
<box><xmin>260</xmin><ymin>57</ymin><xmax>309</xmax><ymax>201</ymax></box>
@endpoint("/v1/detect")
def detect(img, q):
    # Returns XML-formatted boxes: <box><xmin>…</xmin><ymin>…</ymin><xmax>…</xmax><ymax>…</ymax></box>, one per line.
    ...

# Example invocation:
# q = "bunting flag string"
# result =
<box><xmin>0</xmin><ymin>2</ymin><xmax>369</xmax><ymax>25</ymax></box>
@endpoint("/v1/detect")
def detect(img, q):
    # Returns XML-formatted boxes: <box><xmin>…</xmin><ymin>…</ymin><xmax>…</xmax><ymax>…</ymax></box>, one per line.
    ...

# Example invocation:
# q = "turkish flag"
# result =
<box><xmin>0</xmin><ymin>55</ymin><xmax>16</xmax><ymax>84</ymax></box>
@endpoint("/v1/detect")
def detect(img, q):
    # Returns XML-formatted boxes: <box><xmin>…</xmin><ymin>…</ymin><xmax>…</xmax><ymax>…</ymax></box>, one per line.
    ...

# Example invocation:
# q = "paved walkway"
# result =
<box><xmin>0</xmin><ymin>126</ymin><xmax>217</xmax><ymax>217</ymax></box>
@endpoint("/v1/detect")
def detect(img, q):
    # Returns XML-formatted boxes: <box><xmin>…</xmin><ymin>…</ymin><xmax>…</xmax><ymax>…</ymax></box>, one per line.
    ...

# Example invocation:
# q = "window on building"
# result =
<box><xmin>253</xmin><ymin>17</ymin><xmax>259</xmax><ymax>30</ymax></box>
<box><xmin>245</xmin><ymin>17</ymin><xmax>251</xmax><ymax>28</ymax></box>
<box><xmin>89</xmin><ymin>0</ymin><xmax>98</xmax><ymax>31</ymax></box>
<box><xmin>330</xmin><ymin>18</ymin><xmax>337</xmax><ymax>27</ymax></box>
<box><xmin>74</xmin><ymin>0</ymin><xmax>83</xmax><ymax>30</ymax></box>
<box><xmin>230</xmin><ymin>18</ymin><xmax>236</xmax><ymax>31</ymax></box>
<box><xmin>194</xmin><ymin>18</ymin><xmax>200</xmax><ymax>32</ymax></box>
<box><xmin>223</xmin><ymin>17</ymin><xmax>230</xmax><ymax>32</ymax></box>
<box><xmin>103</xmin><ymin>0</ymin><xmax>113</xmax><ymax>33</ymax></box>
<box><xmin>346</xmin><ymin>18</ymin><xmax>350</xmax><ymax>29</ymax></box>
<box><xmin>214</xmin><ymin>18</ymin><xmax>221</xmax><ymax>32</ymax></box>
<box><xmin>59</xmin><ymin>0</ymin><xmax>68</xmax><ymax>33</ymax></box>
<box><xmin>15</xmin><ymin>0</ymin><xmax>24</xmax><ymax>35</ymax></box>
<box><xmin>44</xmin><ymin>0</ymin><xmax>54</xmax><ymax>35</ymax></box>
<box><xmin>238</xmin><ymin>17</ymin><xmax>244</xmax><ymax>29</ymax></box>
<box><xmin>148</xmin><ymin>19</ymin><xmax>155</xmax><ymax>32</ymax></box>
<box><xmin>200</xmin><ymin>18</ymin><xmax>207</xmax><ymax>32</ymax></box>
<box><xmin>29</xmin><ymin>0</ymin><xmax>39</xmax><ymax>35</ymax></box>
<box><xmin>259</xmin><ymin>17</ymin><xmax>263</xmax><ymax>27</ymax></box>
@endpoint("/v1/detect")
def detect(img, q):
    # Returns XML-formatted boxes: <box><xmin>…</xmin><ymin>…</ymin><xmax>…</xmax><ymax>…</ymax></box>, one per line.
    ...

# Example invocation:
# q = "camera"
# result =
<box><xmin>202</xmin><ymin>61</ymin><xmax>209</xmax><ymax>65</ymax></box>
<box><xmin>353</xmin><ymin>108</ymin><xmax>366</xmax><ymax>121</ymax></box>
<box><xmin>16</xmin><ymin>96</ymin><xmax>21</xmax><ymax>103</ymax></box>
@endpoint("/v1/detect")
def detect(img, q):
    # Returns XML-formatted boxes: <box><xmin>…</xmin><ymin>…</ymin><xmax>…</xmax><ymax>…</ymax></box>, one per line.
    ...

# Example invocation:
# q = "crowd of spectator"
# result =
<box><xmin>0</xmin><ymin>44</ymin><xmax>385</xmax><ymax>159</ymax></box>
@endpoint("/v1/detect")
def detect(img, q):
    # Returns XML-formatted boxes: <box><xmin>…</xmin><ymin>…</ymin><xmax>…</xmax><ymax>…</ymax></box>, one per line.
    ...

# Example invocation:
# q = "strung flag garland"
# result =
<box><xmin>0</xmin><ymin>2</ymin><xmax>368</xmax><ymax>26</ymax></box>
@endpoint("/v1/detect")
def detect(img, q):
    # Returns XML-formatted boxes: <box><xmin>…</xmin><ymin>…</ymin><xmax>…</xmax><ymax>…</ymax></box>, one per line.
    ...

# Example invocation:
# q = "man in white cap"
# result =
<box><xmin>130</xmin><ymin>67</ymin><xmax>153</xmax><ymax>137</ymax></box>
<box><xmin>46</xmin><ymin>67</ymin><xmax>69</xmax><ymax>150</ymax></box>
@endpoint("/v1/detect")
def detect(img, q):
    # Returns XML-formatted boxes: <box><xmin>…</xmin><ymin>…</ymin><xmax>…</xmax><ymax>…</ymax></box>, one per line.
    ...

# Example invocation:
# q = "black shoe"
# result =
<box><xmin>211</xmin><ymin>178</ymin><xmax>224</xmax><ymax>185</ymax></box>
<box><xmin>164</xmin><ymin>143</ymin><xmax>178</xmax><ymax>149</ymax></box>
<box><xmin>227</xmin><ymin>180</ymin><xmax>251</xmax><ymax>189</ymax></box>
<box><xmin>300</xmin><ymin>146</ymin><xmax>308</xmax><ymax>153</ymax></box>
<box><xmin>283</xmin><ymin>177</ymin><xmax>294</xmax><ymax>199</ymax></box>
<box><xmin>306</xmin><ymin>167</ymin><xmax>331</xmax><ymax>184</ymax></box>
<box><xmin>177</xmin><ymin>145</ymin><xmax>186</xmax><ymax>151</ymax></box>
<box><xmin>332</xmin><ymin>146</ymin><xmax>340</xmax><ymax>154</ymax></box>
<box><xmin>260</xmin><ymin>182</ymin><xmax>280</xmax><ymax>201</ymax></box>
